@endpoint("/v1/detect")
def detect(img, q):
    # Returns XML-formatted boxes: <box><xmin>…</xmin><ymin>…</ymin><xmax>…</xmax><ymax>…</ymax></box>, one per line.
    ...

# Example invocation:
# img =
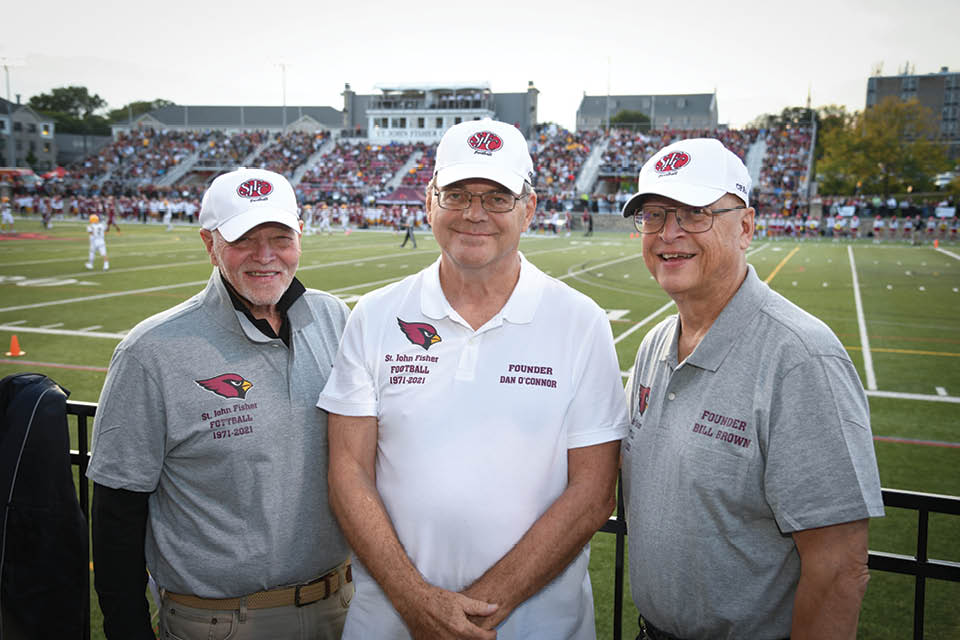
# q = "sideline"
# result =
<box><xmin>848</xmin><ymin>246</ymin><xmax>878</xmax><ymax>390</ymax></box>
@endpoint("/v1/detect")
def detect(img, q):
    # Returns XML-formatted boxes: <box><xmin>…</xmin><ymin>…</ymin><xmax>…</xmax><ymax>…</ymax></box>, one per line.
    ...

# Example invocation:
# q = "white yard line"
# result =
<box><xmin>935</xmin><ymin>246</ymin><xmax>960</xmax><ymax>260</ymax></box>
<box><xmin>0</xmin><ymin>325</ymin><xmax>127</xmax><ymax>339</ymax></box>
<box><xmin>77</xmin><ymin>325</ymin><xmax>103</xmax><ymax>331</ymax></box>
<box><xmin>866</xmin><ymin>390</ymin><xmax>960</xmax><ymax>404</ymax></box>
<box><xmin>848</xmin><ymin>246</ymin><xmax>877</xmax><ymax>391</ymax></box>
<box><xmin>3</xmin><ymin>319</ymin><xmax>26</xmax><ymax>325</ymax></box>
<box><xmin>613</xmin><ymin>301</ymin><xmax>676</xmax><ymax>345</ymax></box>
<box><xmin>0</xmin><ymin>251</ymin><xmax>425</xmax><ymax>313</ymax></box>
<box><xmin>559</xmin><ymin>254</ymin><xmax>642</xmax><ymax>281</ymax></box>
<box><xmin>37</xmin><ymin>322</ymin><xmax>64</xmax><ymax>329</ymax></box>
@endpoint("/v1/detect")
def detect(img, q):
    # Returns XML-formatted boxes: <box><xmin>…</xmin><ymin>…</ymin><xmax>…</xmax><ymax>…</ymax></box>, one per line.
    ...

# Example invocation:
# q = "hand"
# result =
<box><xmin>397</xmin><ymin>585</ymin><xmax>499</xmax><ymax>640</ymax></box>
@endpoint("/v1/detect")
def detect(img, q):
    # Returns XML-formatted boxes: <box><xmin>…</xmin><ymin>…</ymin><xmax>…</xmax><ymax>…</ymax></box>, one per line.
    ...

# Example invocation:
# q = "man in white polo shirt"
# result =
<box><xmin>620</xmin><ymin>138</ymin><xmax>884</xmax><ymax>640</ymax></box>
<box><xmin>319</xmin><ymin>119</ymin><xmax>629</xmax><ymax>640</ymax></box>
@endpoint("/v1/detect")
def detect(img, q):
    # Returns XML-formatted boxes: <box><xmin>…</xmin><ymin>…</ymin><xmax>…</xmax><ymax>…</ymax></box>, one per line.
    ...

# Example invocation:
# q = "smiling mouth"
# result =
<box><xmin>659</xmin><ymin>252</ymin><xmax>695</xmax><ymax>261</ymax></box>
<box><xmin>247</xmin><ymin>270</ymin><xmax>280</xmax><ymax>277</ymax></box>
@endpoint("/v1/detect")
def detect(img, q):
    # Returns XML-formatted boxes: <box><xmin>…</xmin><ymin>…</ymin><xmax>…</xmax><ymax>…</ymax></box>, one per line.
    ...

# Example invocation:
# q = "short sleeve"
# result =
<box><xmin>764</xmin><ymin>354</ymin><xmax>884</xmax><ymax>532</ymax></box>
<box><xmin>87</xmin><ymin>348</ymin><xmax>168</xmax><ymax>492</ymax></box>
<box><xmin>317</xmin><ymin>300</ymin><xmax>378</xmax><ymax>417</ymax></box>
<box><xmin>563</xmin><ymin>306</ymin><xmax>630</xmax><ymax>449</ymax></box>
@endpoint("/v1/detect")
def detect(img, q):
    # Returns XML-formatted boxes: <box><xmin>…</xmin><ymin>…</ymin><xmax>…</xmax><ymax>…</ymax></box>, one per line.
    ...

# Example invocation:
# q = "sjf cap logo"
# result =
<box><xmin>236</xmin><ymin>179</ymin><xmax>274</xmax><ymax>199</ymax></box>
<box><xmin>467</xmin><ymin>131</ymin><xmax>503</xmax><ymax>153</ymax></box>
<box><xmin>654</xmin><ymin>151</ymin><xmax>691</xmax><ymax>174</ymax></box>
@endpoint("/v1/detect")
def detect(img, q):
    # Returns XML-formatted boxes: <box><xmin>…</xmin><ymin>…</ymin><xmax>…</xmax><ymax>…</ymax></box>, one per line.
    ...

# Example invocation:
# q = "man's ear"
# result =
<box><xmin>200</xmin><ymin>229</ymin><xmax>218</xmax><ymax>266</ymax></box>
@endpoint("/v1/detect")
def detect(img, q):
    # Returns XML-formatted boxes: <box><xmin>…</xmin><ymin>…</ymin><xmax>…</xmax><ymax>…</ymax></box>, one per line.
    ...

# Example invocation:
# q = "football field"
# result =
<box><xmin>1</xmin><ymin>219</ymin><xmax>958</xmax><ymax>638</ymax></box>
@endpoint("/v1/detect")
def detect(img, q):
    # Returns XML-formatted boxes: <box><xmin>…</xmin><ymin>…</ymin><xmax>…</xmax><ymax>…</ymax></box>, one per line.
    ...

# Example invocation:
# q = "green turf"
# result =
<box><xmin>2</xmin><ymin>220</ymin><xmax>958</xmax><ymax>639</ymax></box>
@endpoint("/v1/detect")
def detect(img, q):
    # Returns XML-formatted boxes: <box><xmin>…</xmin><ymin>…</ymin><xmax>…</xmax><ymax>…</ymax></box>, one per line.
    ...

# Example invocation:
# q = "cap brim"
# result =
<box><xmin>620</xmin><ymin>183</ymin><xmax>727</xmax><ymax>217</ymax></box>
<box><xmin>436</xmin><ymin>164</ymin><xmax>525</xmax><ymax>195</ymax></box>
<box><xmin>216</xmin><ymin>207</ymin><xmax>301</xmax><ymax>242</ymax></box>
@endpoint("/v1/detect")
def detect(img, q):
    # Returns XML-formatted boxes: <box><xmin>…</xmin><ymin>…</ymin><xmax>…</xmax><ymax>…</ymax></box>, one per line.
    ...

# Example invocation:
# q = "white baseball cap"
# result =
<box><xmin>434</xmin><ymin>118</ymin><xmax>534</xmax><ymax>195</ymax></box>
<box><xmin>200</xmin><ymin>168</ymin><xmax>301</xmax><ymax>242</ymax></box>
<box><xmin>621</xmin><ymin>138</ymin><xmax>751</xmax><ymax>217</ymax></box>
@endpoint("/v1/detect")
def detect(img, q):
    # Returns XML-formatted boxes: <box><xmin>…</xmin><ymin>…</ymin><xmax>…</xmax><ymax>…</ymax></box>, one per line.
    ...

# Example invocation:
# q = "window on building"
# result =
<box><xmin>42</xmin><ymin>124</ymin><xmax>50</xmax><ymax>135</ymax></box>
<box><xmin>417</xmin><ymin>117</ymin><xmax>425</xmax><ymax>128</ymax></box>
<box><xmin>454</xmin><ymin>117</ymin><xmax>462</xmax><ymax>125</ymax></box>
<box><xmin>27</xmin><ymin>123</ymin><xmax>37</xmax><ymax>133</ymax></box>
<box><xmin>0</xmin><ymin>120</ymin><xmax>5</xmax><ymax>131</ymax></box>
<box><xmin>43</xmin><ymin>143</ymin><xmax>50</xmax><ymax>153</ymax></box>
<box><xmin>374</xmin><ymin>117</ymin><xmax>388</xmax><ymax>128</ymax></box>
<box><xmin>13</xmin><ymin>121</ymin><xmax>22</xmax><ymax>132</ymax></box>
<box><xmin>391</xmin><ymin>117</ymin><xmax>406</xmax><ymax>129</ymax></box>
<box><xmin>435</xmin><ymin>117</ymin><xmax>443</xmax><ymax>128</ymax></box>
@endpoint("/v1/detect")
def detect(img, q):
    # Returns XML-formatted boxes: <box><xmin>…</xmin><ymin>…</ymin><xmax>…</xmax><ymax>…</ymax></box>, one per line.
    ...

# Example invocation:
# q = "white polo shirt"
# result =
<box><xmin>318</xmin><ymin>253</ymin><xmax>629</xmax><ymax>639</ymax></box>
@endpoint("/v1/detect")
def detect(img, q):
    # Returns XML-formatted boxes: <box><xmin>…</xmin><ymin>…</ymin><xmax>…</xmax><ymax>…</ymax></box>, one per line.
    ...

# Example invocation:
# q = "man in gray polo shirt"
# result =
<box><xmin>88</xmin><ymin>168</ymin><xmax>353</xmax><ymax>639</ymax></box>
<box><xmin>620</xmin><ymin>138</ymin><xmax>884</xmax><ymax>640</ymax></box>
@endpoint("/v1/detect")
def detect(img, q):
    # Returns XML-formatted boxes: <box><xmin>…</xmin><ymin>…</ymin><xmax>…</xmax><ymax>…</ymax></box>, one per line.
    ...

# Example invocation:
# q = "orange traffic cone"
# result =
<box><xmin>5</xmin><ymin>334</ymin><xmax>25</xmax><ymax>357</ymax></box>
<box><xmin>934</xmin><ymin>239</ymin><xmax>939</xmax><ymax>248</ymax></box>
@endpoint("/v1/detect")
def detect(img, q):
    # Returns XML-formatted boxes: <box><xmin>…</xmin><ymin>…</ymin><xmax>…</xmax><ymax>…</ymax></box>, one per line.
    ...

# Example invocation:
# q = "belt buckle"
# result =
<box><xmin>294</xmin><ymin>573</ymin><xmax>332</xmax><ymax>607</ymax></box>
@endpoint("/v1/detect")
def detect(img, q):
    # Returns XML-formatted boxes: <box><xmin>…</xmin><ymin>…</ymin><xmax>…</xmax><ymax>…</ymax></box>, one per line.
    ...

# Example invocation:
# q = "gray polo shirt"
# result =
<box><xmin>623</xmin><ymin>264</ymin><xmax>883</xmax><ymax>639</ymax></box>
<box><xmin>88</xmin><ymin>269</ymin><xmax>350</xmax><ymax>598</ymax></box>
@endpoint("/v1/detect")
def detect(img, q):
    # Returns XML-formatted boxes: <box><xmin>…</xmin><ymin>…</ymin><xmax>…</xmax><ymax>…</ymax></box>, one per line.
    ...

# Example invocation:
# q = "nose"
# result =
<box><xmin>250</xmin><ymin>239</ymin><xmax>275</xmax><ymax>263</ymax></box>
<box><xmin>462</xmin><ymin>194</ymin><xmax>489</xmax><ymax>221</ymax></box>
<box><xmin>658</xmin><ymin>210</ymin><xmax>686</xmax><ymax>242</ymax></box>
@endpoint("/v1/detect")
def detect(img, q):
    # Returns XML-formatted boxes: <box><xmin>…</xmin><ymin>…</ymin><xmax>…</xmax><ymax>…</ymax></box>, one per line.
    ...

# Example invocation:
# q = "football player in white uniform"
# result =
<box><xmin>86</xmin><ymin>214</ymin><xmax>110</xmax><ymax>270</ymax></box>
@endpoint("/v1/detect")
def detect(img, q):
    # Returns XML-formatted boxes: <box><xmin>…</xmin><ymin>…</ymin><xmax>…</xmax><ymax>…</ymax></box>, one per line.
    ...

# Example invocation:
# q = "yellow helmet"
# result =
<box><xmin>89</xmin><ymin>214</ymin><xmax>100</xmax><ymax>224</ymax></box>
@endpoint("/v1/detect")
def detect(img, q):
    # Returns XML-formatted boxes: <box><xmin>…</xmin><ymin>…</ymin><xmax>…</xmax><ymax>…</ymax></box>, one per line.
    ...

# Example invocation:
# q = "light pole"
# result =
<box><xmin>1</xmin><ymin>56</ymin><xmax>24</xmax><ymax>168</ymax></box>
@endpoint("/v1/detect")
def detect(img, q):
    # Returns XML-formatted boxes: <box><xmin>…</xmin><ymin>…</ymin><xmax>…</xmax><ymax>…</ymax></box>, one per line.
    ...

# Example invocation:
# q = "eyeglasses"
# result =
<box><xmin>433</xmin><ymin>189</ymin><xmax>526</xmax><ymax>214</ymax></box>
<box><xmin>633</xmin><ymin>205</ymin><xmax>746</xmax><ymax>234</ymax></box>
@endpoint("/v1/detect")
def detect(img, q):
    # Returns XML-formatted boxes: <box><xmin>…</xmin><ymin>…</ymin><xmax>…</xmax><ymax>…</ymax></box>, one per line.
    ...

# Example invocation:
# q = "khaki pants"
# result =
<box><xmin>159</xmin><ymin>582</ymin><xmax>353</xmax><ymax>640</ymax></box>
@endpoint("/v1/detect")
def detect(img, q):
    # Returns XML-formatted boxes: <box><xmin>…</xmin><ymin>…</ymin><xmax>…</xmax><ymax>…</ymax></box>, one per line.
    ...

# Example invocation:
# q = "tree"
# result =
<box><xmin>610</xmin><ymin>109</ymin><xmax>651</xmax><ymax>132</ymax></box>
<box><xmin>746</xmin><ymin>106</ymin><xmax>816</xmax><ymax>130</ymax></box>
<box><xmin>814</xmin><ymin>105</ymin><xmax>853</xmax><ymax>161</ymax></box>
<box><xmin>816</xmin><ymin>97</ymin><xmax>950</xmax><ymax>195</ymax></box>
<box><xmin>27</xmin><ymin>86</ymin><xmax>111</xmax><ymax>136</ymax></box>
<box><xmin>28</xmin><ymin>86</ymin><xmax>106</xmax><ymax>119</ymax></box>
<box><xmin>107</xmin><ymin>99</ymin><xmax>174</xmax><ymax>123</ymax></box>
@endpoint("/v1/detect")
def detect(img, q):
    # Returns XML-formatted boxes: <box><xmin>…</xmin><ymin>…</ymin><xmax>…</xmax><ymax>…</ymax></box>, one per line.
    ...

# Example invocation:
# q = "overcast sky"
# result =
<box><xmin>4</xmin><ymin>0</ymin><xmax>957</xmax><ymax>130</ymax></box>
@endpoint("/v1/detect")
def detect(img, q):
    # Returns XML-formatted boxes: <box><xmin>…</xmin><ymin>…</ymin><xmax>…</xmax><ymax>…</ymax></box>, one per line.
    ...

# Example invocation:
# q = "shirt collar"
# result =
<box><xmin>221</xmin><ymin>273</ymin><xmax>305</xmax><ymax>346</ymax></box>
<box><xmin>684</xmin><ymin>264</ymin><xmax>769</xmax><ymax>372</ymax></box>
<box><xmin>421</xmin><ymin>252</ymin><xmax>544</xmax><ymax>328</ymax></box>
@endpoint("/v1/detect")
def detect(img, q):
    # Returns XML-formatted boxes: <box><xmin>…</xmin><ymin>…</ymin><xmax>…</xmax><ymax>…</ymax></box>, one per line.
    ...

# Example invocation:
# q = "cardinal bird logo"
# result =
<box><xmin>397</xmin><ymin>318</ymin><xmax>442</xmax><ymax>351</ymax></box>
<box><xmin>195</xmin><ymin>373</ymin><xmax>253</xmax><ymax>399</ymax></box>
<box><xmin>637</xmin><ymin>384</ymin><xmax>651</xmax><ymax>416</ymax></box>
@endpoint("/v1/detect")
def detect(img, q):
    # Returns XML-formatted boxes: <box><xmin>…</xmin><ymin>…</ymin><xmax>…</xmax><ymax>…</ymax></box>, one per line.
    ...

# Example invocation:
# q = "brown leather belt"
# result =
<box><xmin>165</xmin><ymin>561</ymin><xmax>352</xmax><ymax>610</ymax></box>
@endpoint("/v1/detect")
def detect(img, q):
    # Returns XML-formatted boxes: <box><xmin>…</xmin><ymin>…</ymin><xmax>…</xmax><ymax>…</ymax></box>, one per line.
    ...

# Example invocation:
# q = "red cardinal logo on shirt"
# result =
<box><xmin>195</xmin><ymin>373</ymin><xmax>253</xmax><ymax>399</ymax></box>
<box><xmin>637</xmin><ymin>384</ymin><xmax>651</xmax><ymax>416</ymax></box>
<box><xmin>397</xmin><ymin>318</ymin><xmax>442</xmax><ymax>351</ymax></box>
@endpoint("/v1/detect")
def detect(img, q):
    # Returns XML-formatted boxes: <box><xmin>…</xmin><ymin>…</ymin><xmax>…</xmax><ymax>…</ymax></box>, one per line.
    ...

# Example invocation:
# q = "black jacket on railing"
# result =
<box><xmin>0</xmin><ymin>373</ymin><xmax>87</xmax><ymax>640</ymax></box>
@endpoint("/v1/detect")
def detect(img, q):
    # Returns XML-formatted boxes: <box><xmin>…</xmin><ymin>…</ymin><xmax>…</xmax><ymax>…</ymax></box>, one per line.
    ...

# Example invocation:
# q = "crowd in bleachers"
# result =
<box><xmin>8</xmin><ymin>121</ymin><xmax>836</xmax><ymax>223</ymax></box>
<box><xmin>300</xmin><ymin>141</ymin><xmax>425</xmax><ymax>201</ymax></box>
<box><xmin>253</xmin><ymin>130</ymin><xmax>330</xmax><ymax>178</ymax></box>
<box><xmin>195</xmin><ymin>130</ymin><xmax>267</xmax><ymax>167</ymax></box>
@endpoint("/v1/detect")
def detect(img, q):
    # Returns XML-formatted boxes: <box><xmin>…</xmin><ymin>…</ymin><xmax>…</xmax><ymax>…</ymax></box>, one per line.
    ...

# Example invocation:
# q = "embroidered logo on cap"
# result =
<box><xmin>397</xmin><ymin>318</ymin><xmax>442</xmax><ymax>351</ymax></box>
<box><xmin>654</xmin><ymin>151</ymin><xmax>691</xmax><ymax>174</ymax></box>
<box><xmin>236</xmin><ymin>179</ymin><xmax>274</xmax><ymax>199</ymax></box>
<box><xmin>467</xmin><ymin>131</ymin><xmax>503</xmax><ymax>156</ymax></box>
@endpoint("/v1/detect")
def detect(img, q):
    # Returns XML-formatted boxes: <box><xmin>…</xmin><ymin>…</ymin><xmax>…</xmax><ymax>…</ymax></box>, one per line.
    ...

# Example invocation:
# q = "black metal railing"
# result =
<box><xmin>66</xmin><ymin>402</ymin><xmax>959</xmax><ymax>640</ymax></box>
